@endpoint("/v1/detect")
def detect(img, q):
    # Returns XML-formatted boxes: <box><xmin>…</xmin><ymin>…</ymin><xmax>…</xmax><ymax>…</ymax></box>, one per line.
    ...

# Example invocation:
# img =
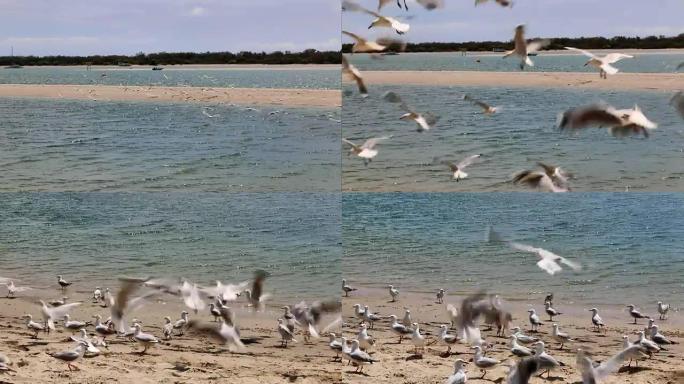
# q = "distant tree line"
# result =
<box><xmin>0</xmin><ymin>49</ymin><xmax>341</xmax><ymax>66</ymax></box>
<box><xmin>342</xmin><ymin>34</ymin><xmax>684</xmax><ymax>53</ymax></box>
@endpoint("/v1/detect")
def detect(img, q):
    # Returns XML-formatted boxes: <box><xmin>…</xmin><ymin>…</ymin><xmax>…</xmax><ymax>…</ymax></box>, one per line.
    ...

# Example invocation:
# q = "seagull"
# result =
<box><xmin>349</xmin><ymin>339</ymin><xmax>377</xmax><ymax>373</ymax></box>
<box><xmin>564</xmin><ymin>47</ymin><xmax>633</xmax><ymax>79</ymax></box>
<box><xmin>0</xmin><ymin>353</ymin><xmax>13</xmax><ymax>373</ymax></box>
<box><xmin>472</xmin><ymin>345</ymin><xmax>500</xmax><ymax>379</ymax></box>
<box><xmin>343</xmin><ymin>30</ymin><xmax>388</xmax><ymax>53</ymax></box>
<box><xmin>410</xmin><ymin>323</ymin><xmax>426</xmax><ymax>355</ymax></box>
<box><xmin>527</xmin><ymin>309</ymin><xmax>542</xmax><ymax>332</ymax></box>
<box><xmin>669</xmin><ymin>91</ymin><xmax>684</xmax><ymax>119</ymax></box>
<box><xmin>352</xmin><ymin>303</ymin><xmax>367</xmax><ymax>321</ymax></box>
<box><xmin>626</xmin><ymin>304</ymin><xmax>650</xmax><ymax>324</ymax></box>
<box><xmin>342</xmin><ymin>56</ymin><xmax>368</xmax><ymax>97</ymax></box>
<box><xmin>507</xmin><ymin>356</ymin><xmax>542</xmax><ymax>384</ymax></box>
<box><xmin>70</xmin><ymin>329</ymin><xmax>101</xmax><ymax>357</ymax></box>
<box><xmin>446</xmin><ymin>359</ymin><xmax>468</xmax><ymax>384</ymax></box>
<box><xmin>186</xmin><ymin>316</ymin><xmax>244</xmax><ymax>352</ymax></box>
<box><xmin>401</xmin><ymin>308</ymin><xmax>412</xmax><ymax>327</ymax></box>
<box><xmin>576</xmin><ymin>347</ymin><xmax>645</xmax><ymax>383</ymax></box>
<box><xmin>533</xmin><ymin>341</ymin><xmax>560</xmax><ymax>378</ymax></box>
<box><xmin>277</xmin><ymin>318</ymin><xmax>296</xmax><ymax>348</ymax></box>
<box><xmin>108</xmin><ymin>277</ymin><xmax>157</xmax><ymax>335</ymax></box>
<box><xmin>163</xmin><ymin>317</ymin><xmax>173</xmax><ymax>340</ymax></box>
<box><xmin>4</xmin><ymin>281</ymin><xmax>29</xmax><ymax>298</ymax></box>
<box><xmin>510</xmin><ymin>327</ymin><xmax>538</xmax><ymax>344</ymax></box>
<box><xmin>357</xmin><ymin>323</ymin><xmax>375</xmax><ymax>350</ymax></box>
<box><xmin>49</xmin><ymin>297</ymin><xmax>68</xmax><ymax>307</ymax></box>
<box><xmin>508</xmin><ymin>241</ymin><xmax>581</xmax><ymax>275</ymax></box>
<box><xmin>245</xmin><ymin>269</ymin><xmax>270</xmax><ymax>311</ymax></box>
<box><xmin>438</xmin><ymin>154</ymin><xmax>482</xmax><ymax>181</ymax></box>
<box><xmin>589</xmin><ymin>308</ymin><xmax>605</xmax><ymax>332</ymax></box>
<box><xmin>342</xmin><ymin>136</ymin><xmax>391</xmax><ymax>166</ymax></box>
<box><xmin>464</xmin><ymin>94</ymin><xmax>498</xmax><ymax>114</ymax></box>
<box><xmin>475</xmin><ymin>0</ymin><xmax>513</xmax><ymax>6</ymax></box>
<box><xmin>436</xmin><ymin>288</ymin><xmax>445</xmax><ymax>304</ymax></box>
<box><xmin>446</xmin><ymin>304</ymin><xmax>458</xmax><ymax>327</ymax></box>
<box><xmin>343</xmin><ymin>1</ymin><xmax>410</xmax><ymax>34</ymax></box>
<box><xmin>388</xmin><ymin>285</ymin><xmax>399</xmax><ymax>302</ymax></box>
<box><xmin>510</xmin><ymin>334</ymin><xmax>533</xmax><ymax>357</ymax></box>
<box><xmin>63</xmin><ymin>314</ymin><xmax>89</xmax><ymax>333</ymax></box>
<box><xmin>388</xmin><ymin>315</ymin><xmax>412</xmax><ymax>343</ymax></box>
<box><xmin>363</xmin><ymin>306</ymin><xmax>383</xmax><ymax>329</ymax></box>
<box><xmin>637</xmin><ymin>331</ymin><xmax>661</xmax><ymax>356</ymax></box>
<box><xmin>558</xmin><ymin>103</ymin><xmax>658</xmax><ymax>138</ymax></box>
<box><xmin>544</xmin><ymin>293</ymin><xmax>554</xmax><ymax>306</ymax></box>
<box><xmin>378</xmin><ymin>0</ymin><xmax>408</xmax><ymax>11</ymax></box>
<box><xmin>209</xmin><ymin>303</ymin><xmax>222</xmax><ymax>322</ymax></box>
<box><xmin>173</xmin><ymin>311</ymin><xmax>189</xmax><ymax>335</ymax></box>
<box><xmin>202</xmin><ymin>107</ymin><xmax>219</xmax><ymax>118</ymax></box>
<box><xmin>657</xmin><ymin>301</ymin><xmax>671</xmax><ymax>320</ymax></box>
<box><xmin>544</xmin><ymin>302</ymin><xmax>562</xmax><ymax>321</ymax></box>
<box><xmin>551</xmin><ymin>323</ymin><xmax>573</xmax><ymax>350</ymax></box>
<box><xmin>132</xmin><ymin>323</ymin><xmax>159</xmax><ymax>354</ymax></box>
<box><xmin>93</xmin><ymin>314</ymin><xmax>116</xmax><ymax>341</ymax></box>
<box><xmin>180</xmin><ymin>281</ymin><xmax>206</xmax><ymax>314</ymax></box>
<box><xmin>512</xmin><ymin>163</ymin><xmax>570</xmax><ymax>193</ymax></box>
<box><xmin>438</xmin><ymin>324</ymin><xmax>459</xmax><ymax>354</ymax></box>
<box><xmin>92</xmin><ymin>287</ymin><xmax>102</xmax><ymax>302</ymax></box>
<box><xmin>384</xmin><ymin>91</ymin><xmax>439</xmax><ymax>132</ymax></box>
<box><xmin>342</xmin><ymin>279</ymin><xmax>358</xmax><ymax>297</ymax></box>
<box><xmin>328</xmin><ymin>333</ymin><xmax>343</xmax><ymax>361</ymax></box>
<box><xmin>290</xmin><ymin>300</ymin><xmax>341</xmax><ymax>342</ymax></box>
<box><xmin>503</xmin><ymin>25</ymin><xmax>550</xmax><ymax>70</ymax></box>
<box><xmin>57</xmin><ymin>275</ymin><xmax>72</xmax><ymax>290</ymax></box>
<box><xmin>622</xmin><ymin>335</ymin><xmax>649</xmax><ymax>367</ymax></box>
<box><xmin>23</xmin><ymin>314</ymin><xmax>45</xmax><ymax>338</ymax></box>
<box><xmin>40</xmin><ymin>300</ymin><xmax>81</xmax><ymax>332</ymax></box>
<box><xmin>49</xmin><ymin>341</ymin><xmax>88</xmax><ymax>371</ymax></box>
<box><xmin>650</xmin><ymin>325</ymin><xmax>674</xmax><ymax>346</ymax></box>
<box><xmin>282</xmin><ymin>306</ymin><xmax>296</xmax><ymax>333</ymax></box>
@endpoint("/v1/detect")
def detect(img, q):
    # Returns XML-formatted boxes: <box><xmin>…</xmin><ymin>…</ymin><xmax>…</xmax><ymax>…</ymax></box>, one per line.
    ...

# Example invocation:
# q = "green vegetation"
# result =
<box><xmin>0</xmin><ymin>49</ymin><xmax>341</xmax><ymax>66</ymax></box>
<box><xmin>342</xmin><ymin>34</ymin><xmax>684</xmax><ymax>53</ymax></box>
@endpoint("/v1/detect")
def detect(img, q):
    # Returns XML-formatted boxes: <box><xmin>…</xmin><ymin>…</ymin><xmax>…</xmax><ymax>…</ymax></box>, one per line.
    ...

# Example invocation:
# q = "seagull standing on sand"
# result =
<box><xmin>388</xmin><ymin>315</ymin><xmax>412</xmax><ymax>343</ymax></box>
<box><xmin>278</xmin><ymin>318</ymin><xmax>297</xmax><ymax>348</ymax></box>
<box><xmin>174</xmin><ymin>311</ymin><xmax>189</xmax><ymax>335</ymax></box>
<box><xmin>533</xmin><ymin>341</ymin><xmax>560</xmax><ymax>378</ymax></box>
<box><xmin>528</xmin><ymin>309</ymin><xmax>542</xmax><ymax>332</ymax></box>
<box><xmin>558</xmin><ymin>103</ymin><xmax>658</xmax><ymax>138</ymax></box>
<box><xmin>349</xmin><ymin>339</ymin><xmax>377</xmax><ymax>373</ymax></box>
<box><xmin>446</xmin><ymin>359</ymin><xmax>468</xmax><ymax>384</ymax></box>
<box><xmin>388</xmin><ymin>285</ymin><xmax>399</xmax><ymax>302</ymax></box>
<box><xmin>637</xmin><ymin>331</ymin><xmax>661</xmax><ymax>356</ymax></box>
<box><xmin>438</xmin><ymin>324</ymin><xmax>459</xmax><ymax>354</ymax></box>
<box><xmin>353</xmin><ymin>304</ymin><xmax>367</xmax><ymax>321</ymax></box>
<box><xmin>93</xmin><ymin>314</ymin><xmax>116</xmax><ymax>342</ymax></box>
<box><xmin>511</xmin><ymin>327</ymin><xmax>538</xmax><ymax>344</ymax></box>
<box><xmin>49</xmin><ymin>341</ymin><xmax>88</xmax><ymax>371</ymax></box>
<box><xmin>132</xmin><ymin>323</ymin><xmax>159</xmax><ymax>354</ymax></box>
<box><xmin>657</xmin><ymin>301</ymin><xmax>671</xmax><ymax>319</ymax></box>
<box><xmin>503</xmin><ymin>25</ymin><xmax>550</xmax><ymax>70</ymax></box>
<box><xmin>363</xmin><ymin>305</ymin><xmax>383</xmax><ymax>329</ymax></box>
<box><xmin>650</xmin><ymin>325</ymin><xmax>674</xmax><ymax>346</ymax></box>
<box><xmin>57</xmin><ymin>275</ymin><xmax>72</xmax><ymax>290</ymax></box>
<box><xmin>564</xmin><ymin>47</ymin><xmax>633</xmax><ymax>79</ymax></box>
<box><xmin>436</xmin><ymin>288</ymin><xmax>445</xmax><ymax>304</ymax></box>
<box><xmin>544</xmin><ymin>302</ymin><xmax>562</xmax><ymax>321</ymax></box>
<box><xmin>472</xmin><ymin>345</ymin><xmax>500</xmax><ymax>379</ymax></box>
<box><xmin>23</xmin><ymin>314</ymin><xmax>45</xmax><ymax>338</ymax></box>
<box><xmin>402</xmin><ymin>308</ymin><xmax>412</xmax><ymax>327</ymax></box>
<box><xmin>163</xmin><ymin>317</ymin><xmax>173</xmax><ymax>340</ymax></box>
<box><xmin>626</xmin><ymin>304</ymin><xmax>650</xmax><ymax>324</ymax></box>
<box><xmin>357</xmin><ymin>323</ymin><xmax>375</xmax><ymax>350</ymax></box>
<box><xmin>510</xmin><ymin>334</ymin><xmax>533</xmax><ymax>357</ymax></box>
<box><xmin>342</xmin><ymin>136</ymin><xmax>392</xmax><ymax>166</ymax></box>
<box><xmin>40</xmin><ymin>300</ymin><xmax>81</xmax><ymax>332</ymax></box>
<box><xmin>446</xmin><ymin>304</ymin><xmax>458</xmax><ymax>327</ymax></box>
<box><xmin>622</xmin><ymin>335</ymin><xmax>649</xmax><ymax>367</ymax></box>
<box><xmin>328</xmin><ymin>333</ymin><xmax>343</xmax><ymax>360</ymax></box>
<box><xmin>4</xmin><ymin>281</ymin><xmax>29</xmax><ymax>298</ymax></box>
<box><xmin>63</xmin><ymin>314</ymin><xmax>88</xmax><ymax>333</ymax></box>
<box><xmin>342</xmin><ymin>279</ymin><xmax>357</xmax><ymax>297</ymax></box>
<box><xmin>589</xmin><ymin>308</ymin><xmax>605</xmax><ymax>332</ymax></box>
<box><xmin>438</xmin><ymin>154</ymin><xmax>482</xmax><ymax>181</ymax></box>
<box><xmin>464</xmin><ymin>94</ymin><xmax>498</xmax><ymax>114</ymax></box>
<box><xmin>551</xmin><ymin>324</ymin><xmax>573</xmax><ymax>350</ymax></box>
<box><xmin>411</xmin><ymin>323</ymin><xmax>426</xmax><ymax>355</ymax></box>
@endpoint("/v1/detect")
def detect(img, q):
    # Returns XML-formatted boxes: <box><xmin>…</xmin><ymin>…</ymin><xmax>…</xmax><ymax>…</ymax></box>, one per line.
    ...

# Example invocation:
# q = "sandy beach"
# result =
<box><xmin>341</xmin><ymin>287</ymin><xmax>684</xmax><ymax>384</ymax></box>
<box><xmin>0</xmin><ymin>84</ymin><xmax>341</xmax><ymax>108</ymax></box>
<box><xmin>350</xmin><ymin>71</ymin><xmax>683</xmax><ymax>92</ymax></box>
<box><xmin>0</xmin><ymin>286</ymin><xmax>342</xmax><ymax>383</ymax></box>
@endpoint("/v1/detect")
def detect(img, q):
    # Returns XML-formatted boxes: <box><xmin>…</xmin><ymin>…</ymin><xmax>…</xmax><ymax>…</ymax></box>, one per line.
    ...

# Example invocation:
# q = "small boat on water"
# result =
<box><xmin>152</xmin><ymin>67</ymin><xmax>164</xmax><ymax>70</ymax></box>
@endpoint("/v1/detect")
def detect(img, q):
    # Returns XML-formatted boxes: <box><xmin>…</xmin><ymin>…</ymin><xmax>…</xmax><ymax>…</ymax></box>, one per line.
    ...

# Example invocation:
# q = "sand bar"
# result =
<box><xmin>0</xmin><ymin>84</ymin><xmax>341</xmax><ymax>108</ymax></box>
<box><xmin>354</xmin><ymin>71</ymin><xmax>684</xmax><ymax>91</ymax></box>
<box><xmin>342</xmin><ymin>286</ymin><xmax>683</xmax><ymax>384</ymax></box>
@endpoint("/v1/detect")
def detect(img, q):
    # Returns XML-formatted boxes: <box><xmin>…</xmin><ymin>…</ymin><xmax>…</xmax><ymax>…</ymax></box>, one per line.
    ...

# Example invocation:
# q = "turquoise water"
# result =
<box><xmin>343</xmin><ymin>84</ymin><xmax>684</xmax><ymax>191</ymax></box>
<box><xmin>0</xmin><ymin>193</ymin><xmax>341</xmax><ymax>300</ymax></box>
<box><xmin>0</xmin><ymin>67</ymin><xmax>340</xmax><ymax>89</ymax></box>
<box><xmin>0</xmin><ymin>98</ymin><xmax>340</xmax><ymax>192</ymax></box>
<box><xmin>348</xmin><ymin>52</ymin><xmax>684</xmax><ymax>73</ymax></box>
<box><xmin>342</xmin><ymin>193</ymin><xmax>684</xmax><ymax>305</ymax></box>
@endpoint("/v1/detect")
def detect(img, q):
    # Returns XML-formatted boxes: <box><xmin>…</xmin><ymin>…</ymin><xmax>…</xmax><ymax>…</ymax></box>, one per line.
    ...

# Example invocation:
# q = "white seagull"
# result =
<box><xmin>564</xmin><ymin>47</ymin><xmax>633</xmax><ymax>79</ymax></box>
<box><xmin>343</xmin><ymin>30</ymin><xmax>388</xmax><ymax>53</ymax></box>
<box><xmin>551</xmin><ymin>323</ymin><xmax>573</xmax><ymax>350</ymax></box>
<box><xmin>503</xmin><ymin>25</ymin><xmax>550</xmax><ymax>70</ymax></box>
<box><xmin>464</xmin><ymin>94</ymin><xmax>499</xmax><ymax>114</ymax></box>
<box><xmin>472</xmin><ymin>345</ymin><xmax>500</xmax><ymax>379</ymax></box>
<box><xmin>509</xmin><ymin>242</ymin><xmax>582</xmax><ymax>275</ymax></box>
<box><xmin>589</xmin><ymin>308</ymin><xmax>605</xmax><ymax>332</ymax></box>
<box><xmin>657</xmin><ymin>301</ymin><xmax>671</xmax><ymax>320</ymax></box>
<box><xmin>388</xmin><ymin>285</ymin><xmax>399</xmax><ymax>302</ymax></box>
<box><xmin>343</xmin><ymin>1</ymin><xmax>410</xmax><ymax>34</ymax></box>
<box><xmin>342</xmin><ymin>136</ymin><xmax>392</xmax><ymax>166</ymax></box>
<box><xmin>438</xmin><ymin>154</ymin><xmax>482</xmax><ymax>181</ymax></box>
<box><xmin>446</xmin><ymin>359</ymin><xmax>468</xmax><ymax>384</ymax></box>
<box><xmin>558</xmin><ymin>103</ymin><xmax>658</xmax><ymax>138</ymax></box>
<box><xmin>342</xmin><ymin>56</ymin><xmax>368</xmax><ymax>97</ymax></box>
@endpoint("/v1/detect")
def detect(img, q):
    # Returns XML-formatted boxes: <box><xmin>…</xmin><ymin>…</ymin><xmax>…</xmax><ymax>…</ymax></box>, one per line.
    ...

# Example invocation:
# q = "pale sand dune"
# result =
<box><xmin>350</xmin><ymin>71</ymin><xmax>684</xmax><ymax>91</ymax></box>
<box><xmin>0</xmin><ymin>290</ymin><xmax>342</xmax><ymax>383</ymax></box>
<box><xmin>341</xmin><ymin>287</ymin><xmax>683</xmax><ymax>384</ymax></box>
<box><xmin>0</xmin><ymin>84</ymin><xmax>341</xmax><ymax>108</ymax></box>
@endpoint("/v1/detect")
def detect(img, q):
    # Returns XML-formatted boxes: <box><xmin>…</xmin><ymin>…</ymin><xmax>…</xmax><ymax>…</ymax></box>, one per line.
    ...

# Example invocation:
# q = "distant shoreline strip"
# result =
<box><xmin>350</xmin><ymin>71</ymin><xmax>682</xmax><ymax>91</ymax></box>
<box><xmin>0</xmin><ymin>84</ymin><xmax>341</xmax><ymax>108</ymax></box>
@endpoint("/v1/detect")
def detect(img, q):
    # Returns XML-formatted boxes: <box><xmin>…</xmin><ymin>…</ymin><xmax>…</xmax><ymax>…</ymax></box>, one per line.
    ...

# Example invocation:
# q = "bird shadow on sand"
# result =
<box><xmin>405</xmin><ymin>354</ymin><xmax>423</xmax><ymax>361</ymax></box>
<box><xmin>618</xmin><ymin>365</ymin><xmax>652</xmax><ymax>374</ymax></box>
<box><xmin>345</xmin><ymin>370</ymin><xmax>371</xmax><ymax>377</ymax></box>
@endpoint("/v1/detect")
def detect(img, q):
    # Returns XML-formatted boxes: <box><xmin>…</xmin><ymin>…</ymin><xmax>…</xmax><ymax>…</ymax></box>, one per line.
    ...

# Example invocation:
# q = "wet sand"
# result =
<box><xmin>0</xmin><ymin>84</ymin><xmax>341</xmax><ymax>108</ymax></box>
<box><xmin>341</xmin><ymin>286</ymin><xmax>684</xmax><ymax>384</ymax></box>
<box><xmin>351</xmin><ymin>71</ymin><xmax>684</xmax><ymax>92</ymax></box>
<box><xmin>0</xmin><ymin>286</ymin><xmax>342</xmax><ymax>383</ymax></box>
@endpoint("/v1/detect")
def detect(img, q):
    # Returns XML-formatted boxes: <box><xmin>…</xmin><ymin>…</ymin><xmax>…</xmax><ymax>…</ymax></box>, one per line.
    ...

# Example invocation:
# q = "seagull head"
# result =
<box><xmin>626</xmin><ymin>304</ymin><xmax>635</xmax><ymax>309</ymax></box>
<box><xmin>589</xmin><ymin>308</ymin><xmax>598</xmax><ymax>313</ymax></box>
<box><xmin>454</xmin><ymin>359</ymin><xmax>467</xmax><ymax>369</ymax></box>
<box><xmin>527</xmin><ymin>309</ymin><xmax>535</xmax><ymax>314</ymax></box>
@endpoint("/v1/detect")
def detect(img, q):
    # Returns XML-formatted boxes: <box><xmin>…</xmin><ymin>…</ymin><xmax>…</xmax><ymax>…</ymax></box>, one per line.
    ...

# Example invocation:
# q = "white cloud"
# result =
<box><xmin>189</xmin><ymin>6</ymin><xmax>207</xmax><ymax>16</ymax></box>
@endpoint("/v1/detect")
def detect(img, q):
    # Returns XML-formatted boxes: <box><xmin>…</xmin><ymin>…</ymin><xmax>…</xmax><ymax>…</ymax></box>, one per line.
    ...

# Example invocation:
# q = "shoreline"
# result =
<box><xmin>349</xmin><ymin>70</ymin><xmax>683</xmax><ymax>91</ymax></box>
<box><xmin>2</xmin><ymin>64</ymin><xmax>340</xmax><ymax>70</ymax></box>
<box><xmin>0</xmin><ymin>84</ymin><xmax>341</xmax><ymax>108</ymax></box>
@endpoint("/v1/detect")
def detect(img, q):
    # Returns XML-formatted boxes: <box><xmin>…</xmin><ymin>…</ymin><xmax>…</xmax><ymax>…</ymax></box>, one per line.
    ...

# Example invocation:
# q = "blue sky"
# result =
<box><xmin>0</xmin><ymin>0</ymin><xmax>340</xmax><ymax>56</ymax></box>
<box><xmin>344</xmin><ymin>0</ymin><xmax>684</xmax><ymax>43</ymax></box>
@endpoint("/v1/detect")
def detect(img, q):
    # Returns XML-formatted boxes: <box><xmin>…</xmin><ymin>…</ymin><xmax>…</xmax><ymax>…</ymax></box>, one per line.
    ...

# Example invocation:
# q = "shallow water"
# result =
<box><xmin>0</xmin><ymin>192</ymin><xmax>341</xmax><ymax>301</ymax></box>
<box><xmin>342</xmin><ymin>193</ymin><xmax>684</xmax><ymax>305</ymax></box>
<box><xmin>0</xmin><ymin>98</ymin><xmax>340</xmax><ymax>192</ymax></box>
<box><xmin>348</xmin><ymin>52</ymin><xmax>684</xmax><ymax>73</ymax></box>
<box><xmin>343</xmin><ymin>84</ymin><xmax>684</xmax><ymax>191</ymax></box>
<box><xmin>0</xmin><ymin>67</ymin><xmax>340</xmax><ymax>89</ymax></box>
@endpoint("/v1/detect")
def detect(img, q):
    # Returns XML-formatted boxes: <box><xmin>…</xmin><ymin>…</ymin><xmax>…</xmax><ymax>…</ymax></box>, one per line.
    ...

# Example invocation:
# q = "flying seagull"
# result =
<box><xmin>342</xmin><ymin>55</ymin><xmax>368</xmax><ymax>97</ymax></box>
<box><xmin>513</xmin><ymin>162</ymin><xmax>571</xmax><ymax>193</ymax></box>
<box><xmin>342</xmin><ymin>136</ymin><xmax>391</xmax><ymax>166</ymax></box>
<box><xmin>510</xmin><ymin>242</ymin><xmax>582</xmax><ymax>275</ymax></box>
<box><xmin>503</xmin><ymin>25</ymin><xmax>550</xmax><ymax>70</ymax></box>
<box><xmin>475</xmin><ymin>0</ymin><xmax>513</xmax><ymax>7</ymax></box>
<box><xmin>558</xmin><ymin>103</ymin><xmax>657</xmax><ymax>138</ymax></box>
<box><xmin>564</xmin><ymin>47</ymin><xmax>633</xmax><ymax>79</ymax></box>
<box><xmin>436</xmin><ymin>154</ymin><xmax>482</xmax><ymax>181</ymax></box>
<box><xmin>343</xmin><ymin>30</ymin><xmax>388</xmax><ymax>53</ymax></box>
<box><xmin>464</xmin><ymin>94</ymin><xmax>498</xmax><ymax>114</ymax></box>
<box><xmin>378</xmin><ymin>0</ymin><xmax>408</xmax><ymax>11</ymax></box>
<box><xmin>384</xmin><ymin>91</ymin><xmax>439</xmax><ymax>132</ymax></box>
<box><xmin>343</xmin><ymin>1</ymin><xmax>410</xmax><ymax>35</ymax></box>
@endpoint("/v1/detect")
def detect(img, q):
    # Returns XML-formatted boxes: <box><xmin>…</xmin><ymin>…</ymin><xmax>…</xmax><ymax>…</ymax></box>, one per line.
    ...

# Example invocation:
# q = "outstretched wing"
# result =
<box><xmin>603</xmin><ymin>53</ymin><xmax>633</xmax><ymax>64</ymax></box>
<box><xmin>564</xmin><ymin>46</ymin><xmax>596</xmax><ymax>59</ymax></box>
<box><xmin>457</xmin><ymin>154</ymin><xmax>481</xmax><ymax>169</ymax></box>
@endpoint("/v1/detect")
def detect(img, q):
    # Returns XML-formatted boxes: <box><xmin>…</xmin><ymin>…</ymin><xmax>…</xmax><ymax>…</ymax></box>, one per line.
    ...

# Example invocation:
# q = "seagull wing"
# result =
<box><xmin>593</xmin><ymin>346</ymin><xmax>638</xmax><ymax>380</ymax></box>
<box><xmin>536</xmin><ymin>257</ymin><xmax>563</xmax><ymax>275</ymax></box>
<box><xmin>558</xmin><ymin>256</ymin><xmax>582</xmax><ymax>272</ymax></box>
<box><xmin>603</xmin><ymin>53</ymin><xmax>633</xmax><ymax>64</ymax></box>
<box><xmin>513</xmin><ymin>25</ymin><xmax>526</xmax><ymax>53</ymax></box>
<box><xmin>362</xmin><ymin>136</ymin><xmax>391</xmax><ymax>149</ymax></box>
<box><xmin>564</xmin><ymin>46</ymin><xmax>596</xmax><ymax>59</ymax></box>
<box><xmin>457</xmin><ymin>154</ymin><xmax>481</xmax><ymax>170</ymax></box>
<box><xmin>342</xmin><ymin>138</ymin><xmax>360</xmax><ymax>151</ymax></box>
<box><xmin>464</xmin><ymin>94</ymin><xmax>492</xmax><ymax>111</ymax></box>
<box><xmin>342</xmin><ymin>30</ymin><xmax>364</xmax><ymax>44</ymax></box>
<box><xmin>558</xmin><ymin>104</ymin><xmax>623</xmax><ymax>130</ymax></box>
<box><xmin>526</xmin><ymin>39</ymin><xmax>550</xmax><ymax>53</ymax></box>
